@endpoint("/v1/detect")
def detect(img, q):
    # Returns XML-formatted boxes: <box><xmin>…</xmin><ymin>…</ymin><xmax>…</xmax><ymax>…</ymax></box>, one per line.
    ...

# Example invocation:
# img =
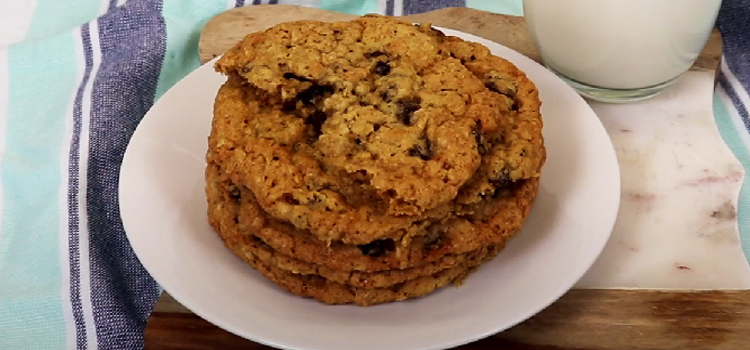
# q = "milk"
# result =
<box><xmin>524</xmin><ymin>0</ymin><xmax>721</xmax><ymax>90</ymax></box>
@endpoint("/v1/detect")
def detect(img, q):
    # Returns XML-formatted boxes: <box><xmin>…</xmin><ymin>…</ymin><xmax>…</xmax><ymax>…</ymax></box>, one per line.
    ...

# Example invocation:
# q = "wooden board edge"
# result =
<box><xmin>149</xmin><ymin>290</ymin><xmax>750</xmax><ymax>350</ymax></box>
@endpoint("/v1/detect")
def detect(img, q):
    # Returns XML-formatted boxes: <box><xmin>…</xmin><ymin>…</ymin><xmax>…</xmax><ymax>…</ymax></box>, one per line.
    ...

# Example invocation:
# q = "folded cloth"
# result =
<box><xmin>0</xmin><ymin>0</ymin><xmax>748</xmax><ymax>349</ymax></box>
<box><xmin>716</xmin><ymin>0</ymin><xmax>750</xmax><ymax>260</ymax></box>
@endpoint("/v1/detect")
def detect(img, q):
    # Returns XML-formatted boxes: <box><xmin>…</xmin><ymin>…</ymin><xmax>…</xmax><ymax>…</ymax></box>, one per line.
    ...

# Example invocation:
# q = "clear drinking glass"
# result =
<box><xmin>523</xmin><ymin>0</ymin><xmax>722</xmax><ymax>103</ymax></box>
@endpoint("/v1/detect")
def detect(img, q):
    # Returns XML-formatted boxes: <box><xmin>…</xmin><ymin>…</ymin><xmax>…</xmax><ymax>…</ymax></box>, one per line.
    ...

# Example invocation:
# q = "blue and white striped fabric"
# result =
<box><xmin>716</xmin><ymin>0</ymin><xmax>750</xmax><ymax>258</ymax></box>
<box><xmin>0</xmin><ymin>0</ymin><xmax>748</xmax><ymax>349</ymax></box>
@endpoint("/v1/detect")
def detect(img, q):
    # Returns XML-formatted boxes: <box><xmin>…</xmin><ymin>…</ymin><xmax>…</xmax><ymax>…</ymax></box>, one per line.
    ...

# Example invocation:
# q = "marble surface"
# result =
<box><xmin>576</xmin><ymin>71</ymin><xmax>750</xmax><ymax>289</ymax></box>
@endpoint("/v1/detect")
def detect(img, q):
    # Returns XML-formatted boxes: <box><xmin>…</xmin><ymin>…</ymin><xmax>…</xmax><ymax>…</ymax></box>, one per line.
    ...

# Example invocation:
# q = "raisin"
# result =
<box><xmin>373</xmin><ymin>61</ymin><xmax>391</xmax><ymax>76</ymax></box>
<box><xmin>484</xmin><ymin>71</ymin><xmax>518</xmax><ymax>97</ymax></box>
<box><xmin>297</xmin><ymin>84</ymin><xmax>334</xmax><ymax>106</ymax></box>
<box><xmin>472</xmin><ymin>121</ymin><xmax>487</xmax><ymax>155</ymax></box>
<box><xmin>490</xmin><ymin>177</ymin><xmax>512</xmax><ymax>189</ymax></box>
<box><xmin>380</xmin><ymin>91</ymin><xmax>391</xmax><ymax>102</ymax></box>
<box><xmin>358</xmin><ymin>239</ymin><xmax>396</xmax><ymax>257</ymax></box>
<box><xmin>423</xmin><ymin>224</ymin><xmax>443</xmax><ymax>250</ymax></box>
<box><xmin>352</xmin><ymin>169</ymin><xmax>368</xmax><ymax>178</ymax></box>
<box><xmin>408</xmin><ymin>138</ymin><xmax>432</xmax><ymax>160</ymax></box>
<box><xmin>281</xmin><ymin>193</ymin><xmax>300</xmax><ymax>205</ymax></box>
<box><xmin>282</xmin><ymin>100</ymin><xmax>297</xmax><ymax>112</ymax></box>
<box><xmin>305</xmin><ymin>110</ymin><xmax>328</xmax><ymax>138</ymax></box>
<box><xmin>489</xmin><ymin>168</ymin><xmax>513</xmax><ymax>190</ymax></box>
<box><xmin>396</xmin><ymin>98</ymin><xmax>421</xmax><ymax>125</ymax></box>
<box><xmin>424</xmin><ymin>234</ymin><xmax>442</xmax><ymax>250</ymax></box>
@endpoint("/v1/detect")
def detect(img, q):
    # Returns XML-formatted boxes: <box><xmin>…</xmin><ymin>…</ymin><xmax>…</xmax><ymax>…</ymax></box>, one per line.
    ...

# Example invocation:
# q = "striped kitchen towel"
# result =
<box><xmin>0</xmin><ymin>0</ymin><xmax>748</xmax><ymax>349</ymax></box>
<box><xmin>716</xmin><ymin>0</ymin><xmax>750</xmax><ymax>259</ymax></box>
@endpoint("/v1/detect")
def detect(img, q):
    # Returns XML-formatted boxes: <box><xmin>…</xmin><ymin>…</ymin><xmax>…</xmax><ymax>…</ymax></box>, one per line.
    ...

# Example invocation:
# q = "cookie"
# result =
<box><xmin>211</xmin><ymin>193</ymin><xmax>502</xmax><ymax>306</ymax></box>
<box><xmin>207</xmin><ymin>158</ymin><xmax>537</xmax><ymax>272</ymax></box>
<box><xmin>249</xmin><ymin>235</ymin><xmax>503</xmax><ymax>289</ymax></box>
<box><xmin>239</xmin><ymin>177</ymin><xmax>536</xmax><ymax>272</ymax></box>
<box><xmin>231</xmin><ymin>239</ymin><xmax>493</xmax><ymax>306</ymax></box>
<box><xmin>206</xmin><ymin>163</ymin><xmax>504</xmax><ymax>288</ymax></box>
<box><xmin>208</xmin><ymin>15</ymin><xmax>545</xmax><ymax>245</ymax></box>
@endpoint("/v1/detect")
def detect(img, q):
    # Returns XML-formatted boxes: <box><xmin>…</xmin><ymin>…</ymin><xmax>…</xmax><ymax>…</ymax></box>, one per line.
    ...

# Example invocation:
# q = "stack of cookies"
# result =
<box><xmin>205</xmin><ymin>15</ymin><xmax>545</xmax><ymax>306</ymax></box>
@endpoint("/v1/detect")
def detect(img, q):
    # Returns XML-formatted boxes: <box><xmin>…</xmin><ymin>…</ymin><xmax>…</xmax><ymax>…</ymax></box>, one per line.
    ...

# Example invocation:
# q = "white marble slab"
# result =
<box><xmin>575</xmin><ymin>71</ymin><xmax>750</xmax><ymax>289</ymax></box>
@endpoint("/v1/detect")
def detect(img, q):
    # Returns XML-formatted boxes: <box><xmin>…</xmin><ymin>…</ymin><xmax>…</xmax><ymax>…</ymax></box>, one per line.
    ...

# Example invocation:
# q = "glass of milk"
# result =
<box><xmin>523</xmin><ymin>0</ymin><xmax>722</xmax><ymax>103</ymax></box>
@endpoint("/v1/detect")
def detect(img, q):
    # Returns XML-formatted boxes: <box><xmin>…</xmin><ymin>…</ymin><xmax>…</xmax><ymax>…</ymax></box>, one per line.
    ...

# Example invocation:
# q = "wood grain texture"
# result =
<box><xmin>148</xmin><ymin>290</ymin><xmax>750</xmax><ymax>350</ymax></box>
<box><xmin>197</xmin><ymin>5</ymin><xmax>721</xmax><ymax>73</ymax></box>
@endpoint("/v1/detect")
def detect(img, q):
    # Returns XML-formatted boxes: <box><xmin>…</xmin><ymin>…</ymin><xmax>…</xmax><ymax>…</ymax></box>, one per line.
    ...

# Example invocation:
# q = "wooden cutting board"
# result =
<box><xmin>146</xmin><ymin>5</ymin><xmax>749</xmax><ymax>350</ymax></box>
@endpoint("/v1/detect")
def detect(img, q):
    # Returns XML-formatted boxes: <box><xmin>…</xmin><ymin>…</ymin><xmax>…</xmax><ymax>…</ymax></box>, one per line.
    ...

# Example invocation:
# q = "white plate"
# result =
<box><xmin>120</xmin><ymin>28</ymin><xmax>620</xmax><ymax>350</ymax></box>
